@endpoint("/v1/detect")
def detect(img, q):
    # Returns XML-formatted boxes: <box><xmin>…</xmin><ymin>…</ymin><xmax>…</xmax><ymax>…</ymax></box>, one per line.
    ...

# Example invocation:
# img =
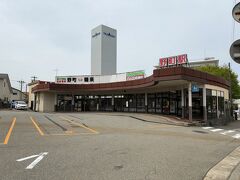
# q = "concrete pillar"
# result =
<box><xmin>181</xmin><ymin>88</ymin><xmax>184</xmax><ymax>118</ymax></box>
<box><xmin>203</xmin><ymin>85</ymin><xmax>207</xmax><ymax>123</ymax></box>
<box><xmin>71</xmin><ymin>94</ymin><xmax>74</xmax><ymax>112</ymax></box>
<box><xmin>112</xmin><ymin>95</ymin><xmax>114</xmax><ymax>112</ymax></box>
<box><xmin>145</xmin><ymin>93</ymin><xmax>148</xmax><ymax>112</ymax></box>
<box><xmin>188</xmin><ymin>82</ymin><xmax>192</xmax><ymax>122</ymax></box>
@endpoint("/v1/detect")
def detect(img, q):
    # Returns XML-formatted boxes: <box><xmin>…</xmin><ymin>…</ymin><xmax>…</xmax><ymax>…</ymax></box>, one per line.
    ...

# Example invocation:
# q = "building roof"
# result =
<box><xmin>189</xmin><ymin>58</ymin><xmax>219</xmax><ymax>66</ymax></box>
<box><xmin>0</xmin><ymin>73</ymin><xmax>13</xmax><ymax>93</ymax></box>
<box><xmin>32</xmin><ymin>67</ymin><xmax>229</xmax><ymax>94</ymax></box>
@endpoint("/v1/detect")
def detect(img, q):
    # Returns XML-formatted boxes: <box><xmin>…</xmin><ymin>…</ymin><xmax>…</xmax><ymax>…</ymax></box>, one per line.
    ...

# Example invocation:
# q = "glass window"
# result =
<box><xmin>72</xmin><ymin>78</ymin><xmax>76</xmax><ymax>82</ymax></box>
<box><xmin>90</xmin><ymin>77</ymin><xmax>94</xmax><ymax>82</ymax></box>
<box><xmin>212</xmin><ymin>90</ymin><xmax>217</xmax><ymax>96</ymax></box>
<box><xmin>84</xmin><ymin>77</ymin><xmax>89</xmax><ymax>82</ymax></box>
<box><xmin>220</xmin><ymin>91</ymin><xmax>224</xmax><ymax>97</ymax></box>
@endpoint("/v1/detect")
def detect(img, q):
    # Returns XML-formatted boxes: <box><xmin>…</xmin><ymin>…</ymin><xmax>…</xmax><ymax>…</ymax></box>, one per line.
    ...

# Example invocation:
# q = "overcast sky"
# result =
<box><xmin>0</xmin><ymin>0</ymin><xmax>240</xmax><ymax>90</ymax></box>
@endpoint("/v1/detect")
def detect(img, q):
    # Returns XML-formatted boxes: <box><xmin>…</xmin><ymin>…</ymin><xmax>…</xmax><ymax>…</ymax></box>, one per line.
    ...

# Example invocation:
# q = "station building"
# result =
<box><xmin>29</xmin><ymin>25</ymin><xmax>230</xmax><ymax>125</ymax></box>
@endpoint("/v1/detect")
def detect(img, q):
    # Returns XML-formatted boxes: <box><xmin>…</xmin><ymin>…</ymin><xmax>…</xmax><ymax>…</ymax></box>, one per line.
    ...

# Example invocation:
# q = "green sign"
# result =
<box><xmin>126</xmin><ymin>70</ymin><xmax>145</xmax><ymax>80</ymax></box>
<box><xmin>127</xmin><ymin>71</ymin><xmax>144</xmax><ymax>77</ymax></box>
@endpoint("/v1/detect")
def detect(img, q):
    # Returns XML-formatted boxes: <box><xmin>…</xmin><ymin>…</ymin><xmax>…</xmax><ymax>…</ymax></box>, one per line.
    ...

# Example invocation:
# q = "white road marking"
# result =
<box><xmin>232</xmin><ymin>134</ymin><xmax>240</xmax><ymax>139</ymax></box>
<box><xmin>16</xmin><ymin>155</ymin><xmax>39</xmax><ymax>162</ymax></box>
<box><xmin>202</xmin><ymin>127</ymin><xmax>213</xmax><ymax>130</ymax></box>
<box><xmin>210</xmin><ymin>129</ymin><xmax>224</xmax><ymax>132</ymax></box>
<box><xmin>220</xmin><ymin>130</ymin><xmax>235</xmax><ymax>135</ymax></box>
<box><xmin>16</xmin><ymin>152</ymin><xmax>48</xmax><ymax>169</ymax></box>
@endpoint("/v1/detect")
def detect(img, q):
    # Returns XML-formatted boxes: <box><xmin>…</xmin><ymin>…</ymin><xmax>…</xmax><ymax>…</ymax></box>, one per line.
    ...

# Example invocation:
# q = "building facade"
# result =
<box><xmin>11</xmin><ymin>88</ymin><xmax>27</xmax><ymax>101</ymax></box>
<box><xmin>0</xmin><ymin>74</ymin><xmax>12</xmax><ymax>106</ymax></box>
<box><xmin>31</xmin><ymin>67</ymin><xmax>230</xmax><ymax>125</ymax></box>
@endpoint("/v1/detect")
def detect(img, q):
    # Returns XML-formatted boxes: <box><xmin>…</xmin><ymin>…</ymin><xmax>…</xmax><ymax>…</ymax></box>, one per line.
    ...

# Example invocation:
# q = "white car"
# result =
<box><xmin>15</xmin><ymin>101</ymin><xmax>28</xmax><ymax>110</ymax></box>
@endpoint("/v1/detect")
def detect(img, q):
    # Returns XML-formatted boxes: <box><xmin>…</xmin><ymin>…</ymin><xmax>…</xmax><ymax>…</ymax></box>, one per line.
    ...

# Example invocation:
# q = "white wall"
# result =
<box><xmin>91</xmin><ymin>25</ymin><xmax>117</xmax><ymax>75</ymax></box>
<box><xmin>38</xmin><ymin>92</ymin><xmax>55</xmax><ymax>112</ymax></box>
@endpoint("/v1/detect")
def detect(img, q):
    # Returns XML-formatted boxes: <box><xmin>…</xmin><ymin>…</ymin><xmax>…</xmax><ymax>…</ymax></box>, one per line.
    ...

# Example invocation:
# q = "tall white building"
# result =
<box><xmin>91</xmin><ymin>25</ymin><xmax>117</xmax><ymax>75</ymax></box>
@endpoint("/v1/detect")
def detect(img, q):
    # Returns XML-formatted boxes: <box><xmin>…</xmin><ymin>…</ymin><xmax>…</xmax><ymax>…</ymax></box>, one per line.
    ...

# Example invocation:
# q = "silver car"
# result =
<box><xmin>15</xmin><ymin>101</ymin><xmax>28</xmax><ymax>110</ymax></box>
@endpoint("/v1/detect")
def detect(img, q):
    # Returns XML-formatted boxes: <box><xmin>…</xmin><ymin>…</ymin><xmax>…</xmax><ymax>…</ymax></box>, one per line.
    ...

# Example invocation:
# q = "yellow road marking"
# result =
<box><xmin>30</xmin><ymin>116</ymin><xmax>44</xmax><ymax>136</ymax></box>
<box><xmin>3</xmin><ymin>117</ymin><xmax>16</xmax><ymax>144</ymax></box>
<box><xmin>44</xmin><ymin>132</ymin><xmax>95</xmax><ymax>136</ymax></box>
<box><xmin>60</xmin><ymin>116</ymin><xmax>99</xmax><ymax>134</ymax></box>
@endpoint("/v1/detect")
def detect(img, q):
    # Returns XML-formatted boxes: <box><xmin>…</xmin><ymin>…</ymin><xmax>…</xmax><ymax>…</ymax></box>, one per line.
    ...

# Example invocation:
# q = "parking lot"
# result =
<box><xmin>0</xmin><ymin>110</ymin><xmax>239</xmax><ymax>180</ymax></box>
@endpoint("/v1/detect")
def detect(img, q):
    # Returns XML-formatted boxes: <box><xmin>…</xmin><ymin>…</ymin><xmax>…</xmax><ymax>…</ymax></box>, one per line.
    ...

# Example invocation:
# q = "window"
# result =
<box><xmin>90</xmin><ymin>77</ymin><xmax>94</xmax><ymax>82</ymax></box>
<box><xmin>72</xmin><ymin>78</ymin><xmax>76</xmax><ymax>82</ymax></box>
<box><xmin>84</xmin><ymin>77</ymin><xmax>89</xmax><ymax>82</ymax></box>
<box><xmin>67</xmin><ymin>78</ymin><xmax>71</xmax><ymax>82</ymax></box>
<box><xmin>13</xmin><ymin>92</ymin><xmax>17</xmax><ymax>95</ymax></box>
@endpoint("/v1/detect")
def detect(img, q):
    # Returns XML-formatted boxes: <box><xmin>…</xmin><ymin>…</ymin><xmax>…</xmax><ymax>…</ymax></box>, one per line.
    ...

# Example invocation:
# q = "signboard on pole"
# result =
<box><xmin>126</xmin><ymin>70</ymin><xmax>145</xmax><ymax>81</ymax></box>
<box><xmin>233</xmin><ymin>2</ymin><xmax>240</xmax><ymax>23</ymax></box>
<box><xmin>230</xmin><ymin>39</ymin><xmax>240</xmax><ymax>64</ymax></box>
<box><xmin>159</xmin><ymin>54</ymin><xmax>188</xmax><ymax>68</ymax></box>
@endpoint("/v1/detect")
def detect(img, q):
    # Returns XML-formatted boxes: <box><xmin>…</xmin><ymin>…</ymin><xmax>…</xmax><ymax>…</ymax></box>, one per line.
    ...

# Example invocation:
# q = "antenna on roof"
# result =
<box><xmin>53</xmin><ymin>68</ymin><xmax>59</xmax><ymax>76</ymax></box>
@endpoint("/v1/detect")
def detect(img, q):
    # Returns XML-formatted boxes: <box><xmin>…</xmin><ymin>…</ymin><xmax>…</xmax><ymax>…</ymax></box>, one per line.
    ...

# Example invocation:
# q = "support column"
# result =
<box><xmin>145</xmin><ymin>93</ymin><xmax>148</xmax><ymax>113</ymax></box>
<box><xmin>203</xmin><ymin>86</ymin><xmax>207</xmax><ymax>123</ymax></box>
<box><xmin>188</xmin><ymin>82</ymin><xmax>192</xmax><ymax>122</ymax></box>
<box><xmin>181</xmin><ymin>88</ymin><xmax>184</xmax><ymax>118</ymax></box>
<box><xmin>112</xmin><ymin>95</ymin><xmax>114</xmax><ymax>112</ymax></box>
<box><xmin>71</xmin><ymin>94</ymin><xmax>74</xmax><ymax>112</ymax></box>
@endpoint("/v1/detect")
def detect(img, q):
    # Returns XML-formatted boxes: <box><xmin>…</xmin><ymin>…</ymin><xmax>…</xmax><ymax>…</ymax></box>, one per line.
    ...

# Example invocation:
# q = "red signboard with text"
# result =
<box><xmin>159</xmin><ymin>58</ymin><xmax>168</xmax><ymax>67</ymax></box>
<box><xmin>168</xmin><ymin>56</ymin><xmax>177</xmax><ymax>66</ymax></box>
<box><xmin>159</xmin><ymin>54</ymin><xmax>188</xmax><ymax>68</ymax></box>
<box><xmin>177</xmin><ymin>54</ymin><xmax>187</xmax><ymax>64</ymax></box>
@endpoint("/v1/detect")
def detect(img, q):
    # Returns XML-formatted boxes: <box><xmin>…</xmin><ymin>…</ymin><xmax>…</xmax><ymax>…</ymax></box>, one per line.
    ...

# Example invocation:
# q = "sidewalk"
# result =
<box><xmin>217</xmin><ymin>119</ymin><xmax>240</xmax><ymax>130</ymax></box>
<box><xmin>229</xmin><ymin>162</ymin><xmax>240</xmax><ymax>180</ymax></box>
<box><xmin>96</xmin><ymin>112</ymin><xmax>192</xmax><ymax>126</ymax></box>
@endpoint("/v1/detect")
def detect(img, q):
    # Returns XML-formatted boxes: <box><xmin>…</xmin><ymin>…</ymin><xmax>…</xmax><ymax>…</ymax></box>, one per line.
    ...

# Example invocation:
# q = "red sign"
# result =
<box><xmin>168</xmin><ymin>56</ymin><xmax>177</xmax><ymax>65</ymax></box>
<box><xmin>159</xmin><ymin>54</ymin><xmax>188</xmax><ymax>68</ymax></box>
<box><xmin>177</xmin><ymin>54</ymin><xmax>187</xmax><ymax>64</ymax></box>
<box><xmin>159</xmin><ymin>58</ymin><xmax>168</xmax><ymax>67</ymax></box>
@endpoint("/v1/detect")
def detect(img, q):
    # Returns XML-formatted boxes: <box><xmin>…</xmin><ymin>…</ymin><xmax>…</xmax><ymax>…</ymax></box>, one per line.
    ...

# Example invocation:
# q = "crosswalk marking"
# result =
<box><xmin>232</xmin><ymin>134</ymin><xmax>240</xmax><ymax>139</ymax></box>
<box><xmin>220</xmin><ymin>130</ymin><xmax>235</xmax><ymax>135</ymax></box>
<box><xmin>210</xmin><ymin>129</ymin><xmax>224</xmax><ymax>132</ymax></box>
<box><xmin>202</xmin><ymin>127</ymin><xmax>213</xmax><ymax>130</ymax></box>
<box><xmin>202</xmin><ymin>127</ymin><xmax>240</xmax><ymax>140</ymax></box>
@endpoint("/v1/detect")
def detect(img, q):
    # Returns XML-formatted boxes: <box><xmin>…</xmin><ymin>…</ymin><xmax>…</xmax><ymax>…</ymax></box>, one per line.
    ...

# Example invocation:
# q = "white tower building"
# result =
<box><xmin>91</xmin><ymin>25</ymin><xmax>117</xmax><ymax>75</ymax></box>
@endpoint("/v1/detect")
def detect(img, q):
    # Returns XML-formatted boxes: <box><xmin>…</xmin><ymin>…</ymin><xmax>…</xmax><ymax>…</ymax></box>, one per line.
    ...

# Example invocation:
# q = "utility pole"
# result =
<box><xmin>31</xmin><ymin>76</ymin><xmax>38</xmax><ymax>82</ymax></box>
<box><xmin>17</xmin><ymin>80</ymin><xmax>25</xmax><ymax>100</ymax></box>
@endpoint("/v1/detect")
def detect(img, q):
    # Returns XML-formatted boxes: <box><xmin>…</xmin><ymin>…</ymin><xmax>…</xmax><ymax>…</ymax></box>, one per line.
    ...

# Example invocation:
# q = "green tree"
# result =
<box><xmin>196</xmin><ymin>65</ymin><xmax>240</xmax><ymax>99</ymax></box>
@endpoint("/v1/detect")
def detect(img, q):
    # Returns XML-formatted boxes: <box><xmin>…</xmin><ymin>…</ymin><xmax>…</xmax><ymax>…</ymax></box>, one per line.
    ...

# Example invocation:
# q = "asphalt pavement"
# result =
<box><xmin>0</xmin><ymin>110</ymin><xmax>239</xmax><ymax>180</ymax></box>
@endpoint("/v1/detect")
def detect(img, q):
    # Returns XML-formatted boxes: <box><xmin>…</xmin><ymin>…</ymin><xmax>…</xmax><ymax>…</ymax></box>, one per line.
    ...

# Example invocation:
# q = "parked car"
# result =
<box><xmin>15</xmin><ymin>101</ymin><xmax>28</xmax><ymax>110</ymax></box>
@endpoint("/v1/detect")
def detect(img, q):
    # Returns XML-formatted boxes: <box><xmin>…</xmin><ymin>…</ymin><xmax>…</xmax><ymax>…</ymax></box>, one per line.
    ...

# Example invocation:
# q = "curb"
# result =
<box><xmin>203</xmin><ymin>145</ymin><xmax>240</xmax><ymax>180</ymax></box>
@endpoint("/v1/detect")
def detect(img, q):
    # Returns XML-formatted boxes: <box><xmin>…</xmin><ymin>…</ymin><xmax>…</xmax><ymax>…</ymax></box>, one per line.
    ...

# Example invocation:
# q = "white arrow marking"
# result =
<box><xmin>16</xmin><ymin>152</ymin><xmax>48</xmax><ymax>169</ymax></box>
